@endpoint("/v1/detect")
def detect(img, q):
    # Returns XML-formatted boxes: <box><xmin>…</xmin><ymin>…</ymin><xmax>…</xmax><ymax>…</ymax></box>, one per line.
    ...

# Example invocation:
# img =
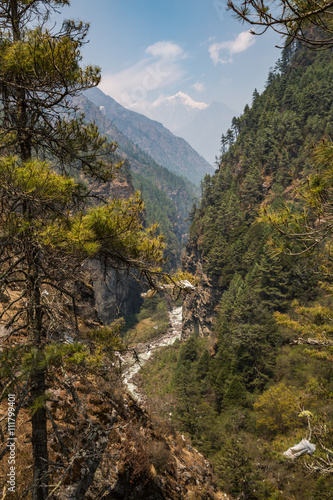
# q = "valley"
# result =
<box><xmin>1</xmin><ymin>1</ymin><xmax>333</xmax><ymax>499</ymax></box>
<box><xmin>135</xmin><ymin>40</ymin><xmax>333</xmax><ymax>500</ymax></box>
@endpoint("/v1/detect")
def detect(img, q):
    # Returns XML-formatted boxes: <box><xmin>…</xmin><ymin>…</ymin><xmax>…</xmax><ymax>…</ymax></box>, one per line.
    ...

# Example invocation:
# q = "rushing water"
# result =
<box><xmin>122</xmin><ymin>306</ymin><xmax>182</xmax><ymax>401</ymax></box>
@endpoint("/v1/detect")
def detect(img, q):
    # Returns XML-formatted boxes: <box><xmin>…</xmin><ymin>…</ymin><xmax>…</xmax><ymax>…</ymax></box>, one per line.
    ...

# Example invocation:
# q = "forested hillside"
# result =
<box><xmin>142</xmin><ymin>42</ymin><xmax>333</xmax><ymax>499</ymax></box>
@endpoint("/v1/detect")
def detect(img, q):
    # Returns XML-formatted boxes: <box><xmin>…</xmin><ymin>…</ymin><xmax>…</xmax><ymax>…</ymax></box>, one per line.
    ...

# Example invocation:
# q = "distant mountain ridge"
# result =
<box><xmin>154</xmin><ymin>91</ymin><xmax>209</xmax><ymax>110</ymax></box>
<box><xmin>144</xmin><ymin>92</ymin><xmax>238</xmax><ymax>165</ymax></box>
<box><xmin>85</xmin><ymin>87</ymin><xmax>214</xmax><ymax>186</ymax></box>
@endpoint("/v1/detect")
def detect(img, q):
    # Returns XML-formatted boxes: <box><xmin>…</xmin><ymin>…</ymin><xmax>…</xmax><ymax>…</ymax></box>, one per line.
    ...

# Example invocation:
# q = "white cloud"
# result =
<box><xmin>209</xmin><ymin>30</ymin><xmax>255</xmax><ymax>65</ymax></box>
<box><xmin>145</xmin><ymin>41</ymin><xmax>184</xmax><ymax>59</ymax></box>
<box><xmin>99</xmin><ymin>41</ymin><xmax>186</xmax><ymax>108</ymax></box>
<box><xmin>209</xmin><ymin>43</ymin><xmax>231</xmax><ymax>65</ymax></box>
<box><xmin>191</xmin><ymin>81</ymin><xmax>205</xmax><ymax>93</ymax></box>
<box><xmin>226</xmin><ymin>30</ymin><xmax>256</xmax><ymax>54</ymax></box>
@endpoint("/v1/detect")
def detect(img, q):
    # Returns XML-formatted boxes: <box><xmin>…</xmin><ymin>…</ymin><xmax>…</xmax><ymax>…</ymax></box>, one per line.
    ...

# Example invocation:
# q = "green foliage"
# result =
<box><xmin>223</xmin><ymin>376</ymin><xmax>248</xmax><ymax>408</ymax></box>
<box><xmin>124</xmin><ymin>296</ymin><xmax>169</xmax><ymax>344</ymax></box>
<box><xmin>192</xmin><ymin>44</ymin><xmax>333</xmax><ymax>286</ymax></box>
<box><xmin>214</xmin><ymin>435</ymin><xmax>261</xmax><ymax>499</ymax></box>
<box><xmin>0</xmin><ymin>157</ymin><xmax>165</xmax><ymax>276</ymax></box>
<box><xmin>132</xmin><ymin>174</ymin><xmax>182</xmax><ymax>269</ymax></box>
<box><xmin>0</xmin><ymin>157</ymin><xmax>75</xmax><ymax>201</ymax></box>
<box><xmin>0</xmin><ymin>3</ymin><xmax>182</xmax><ymax>497</ymax></box>
<box><xmin>85</xmin><ymin>320</ymin><xmax>124</xmax><ymax>355</ymax></box>
<box><xmin>142</xmin><ymin>326</ymin><xmax>333</xmax><ymax>499</ymax></box>
<box><xmin>254</xmin><ymin>383</ymin><xmax>301</xmax><ymax>435</ymax></box>
<box><xmin>261</xmin><ymin>139</ymin><xmax>333</xmax><ymax>276</ymax></box>
<box><xmin>216</xmin><ymin>273</ymin><xmax>281</xmax><ymax>393</ymax></box>
<box><xmin>30</xmin><ymin>393</ymin><xmax>50</xmax><ymax>416</ymax></box>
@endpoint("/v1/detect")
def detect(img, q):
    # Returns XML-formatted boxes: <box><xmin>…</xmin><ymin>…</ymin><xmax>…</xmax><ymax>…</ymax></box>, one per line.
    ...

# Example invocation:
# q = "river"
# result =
<box><xmin>122</xmin><ymin>306</ymin><xmax>182</xmax><ymax>401</ymax></box>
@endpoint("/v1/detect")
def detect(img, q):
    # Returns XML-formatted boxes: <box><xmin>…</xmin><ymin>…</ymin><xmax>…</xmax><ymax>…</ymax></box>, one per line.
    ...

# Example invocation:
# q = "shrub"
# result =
<box><xmin>146</xmin><ymin>440</ymin><xmax>172</xmax><ymax>474</ymax></box>
<box><xmin>254</xmin><ymin>383</ymin><xmax>300</xmax><ymax>435</ymax></box>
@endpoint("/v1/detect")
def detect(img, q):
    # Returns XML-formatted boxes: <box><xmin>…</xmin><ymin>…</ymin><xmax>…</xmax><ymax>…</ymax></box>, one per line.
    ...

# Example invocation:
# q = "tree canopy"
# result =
<box><xmin>227</xmin><ymin>0</ymin><xmax>333</xmax><ymax>48</ymax></box>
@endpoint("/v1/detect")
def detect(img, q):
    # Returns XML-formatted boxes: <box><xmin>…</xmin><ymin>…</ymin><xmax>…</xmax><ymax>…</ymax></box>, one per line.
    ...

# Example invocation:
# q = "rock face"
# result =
<box><xmin>51</xmin><ymin>382</ymin><xmax>229</xmax><ymax>500</ymax></box>
<box><xmin>89</xmin><ymin>173</ymin><xmax>142</xmax><ymax>325</ymax></box>
<box><xmin>91</xmin><ymin>264</ymin><xmax>142</xmax><ymax>325</ymax></box>
<box><xmin>182</xmin><ymin>237</ymin><xmax>221</xmax><ymax>340</ymax></box>
<box><xmin>6</xmin><ymin>345</ymin><xmax>230</xmax><ymax>499</ymax></box>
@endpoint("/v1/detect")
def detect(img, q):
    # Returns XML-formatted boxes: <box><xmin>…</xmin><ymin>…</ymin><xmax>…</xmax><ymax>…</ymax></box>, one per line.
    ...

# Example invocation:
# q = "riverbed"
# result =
<box><xmin>122</xmin><ymin>306</ymin><xmax>182</xmax><ymax>400</ymax></box>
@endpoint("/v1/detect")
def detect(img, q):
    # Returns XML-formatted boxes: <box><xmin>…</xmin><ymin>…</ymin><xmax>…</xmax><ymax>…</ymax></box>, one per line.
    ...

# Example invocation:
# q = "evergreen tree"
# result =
<box><xmin>226</xmin><ymin>128</ymin><xmax>235</xmax><ymax>148</ymax></box>
<box><xmin>227</xmin><ymin>0</ymin><xmax>333</xmax><ymax>49</ymax></box>
<box><xmin>0</xmin><ymin>2</ymin><xmax>175</xmax><ymax>498</ymax></box>
<box><xmin>220</xmin><ymin>133</ymin><xmax>228</xmax><ymax>155</ymax></box>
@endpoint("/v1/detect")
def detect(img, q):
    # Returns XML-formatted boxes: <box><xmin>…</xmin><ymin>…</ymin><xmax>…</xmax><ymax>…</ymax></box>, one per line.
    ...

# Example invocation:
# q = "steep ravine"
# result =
<box><xmin>120</xmin><ymin>307</ymin><xmax>232</xmax><ymax>500</ymax></box>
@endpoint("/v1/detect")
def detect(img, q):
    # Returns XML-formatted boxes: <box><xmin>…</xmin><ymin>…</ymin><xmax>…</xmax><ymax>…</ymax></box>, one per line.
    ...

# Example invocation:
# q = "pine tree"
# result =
<box><xmin>0</xmin><ymin>2</ymin><xmax>171</xmax><ymax>498</ymax></box>
<box><xmin>220</xmin><ymin>133</ymin><xmax>228</xmax><ymax>155</ymax></box>
<box><xmin>227</xmin><ymin>0</ymin><xmax>333</xmax><ymax>49</ymax></box>
<box><xmin>226</xmin><ymin>128</ymin><xmax>235</xmax><ymax>148</ymax></box>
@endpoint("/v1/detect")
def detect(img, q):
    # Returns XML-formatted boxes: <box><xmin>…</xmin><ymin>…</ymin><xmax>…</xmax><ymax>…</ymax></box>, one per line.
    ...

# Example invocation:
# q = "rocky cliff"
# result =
<box><xmin>1</xmin><ymin>289</ymin><xmax>230</xmax><ymax>499</ymax></box>
<box><xmin>181</xmin><ymin>237</ymin><xmax>221</xmax><ymax>340</ymax></box>
<box><xmin>91</xmin><ymin>264</ymin><xmax>142</xmax><ymax>326</ymax></box>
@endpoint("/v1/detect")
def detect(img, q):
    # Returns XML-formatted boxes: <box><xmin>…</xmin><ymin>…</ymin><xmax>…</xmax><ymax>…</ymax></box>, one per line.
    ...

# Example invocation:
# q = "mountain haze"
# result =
<box><xmin>144</xmin><ymin>92</ymin><xmax>238</xmax><ymax>164</ymax></box>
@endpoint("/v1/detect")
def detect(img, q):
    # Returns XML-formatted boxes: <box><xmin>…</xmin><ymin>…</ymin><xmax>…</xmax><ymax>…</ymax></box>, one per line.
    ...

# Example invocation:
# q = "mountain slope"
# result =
<box><xmin>75</xmin><ymin>92</ymin><xmax>199</xmax><ymax>268</ymax></box>
<box><xmin>85</xmin><ymin>87</ymin><xmax>214</xmax><ymax>185</ymax></box>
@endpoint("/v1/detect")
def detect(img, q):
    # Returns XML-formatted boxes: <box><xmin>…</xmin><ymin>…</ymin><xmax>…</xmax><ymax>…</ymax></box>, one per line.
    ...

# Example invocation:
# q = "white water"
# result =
<box><xmin>122</xmin><ymin>306</ymin><xmax>182</xmax><ymax>401</ymax></box>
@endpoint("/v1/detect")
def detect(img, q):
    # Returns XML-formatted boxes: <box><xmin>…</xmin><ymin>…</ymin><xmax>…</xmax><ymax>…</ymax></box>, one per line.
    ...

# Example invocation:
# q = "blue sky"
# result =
<box><xmin>62</xmin><ymin>0</ymin><xmax>283</xmax><ymax>114</ymax></box>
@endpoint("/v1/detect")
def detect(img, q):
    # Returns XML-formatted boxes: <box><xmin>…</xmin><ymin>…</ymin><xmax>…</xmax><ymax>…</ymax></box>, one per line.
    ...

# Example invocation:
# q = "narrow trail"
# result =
<box><xmin>122</xmin><ymin>306</ymin><xmax>182</xmax><ymax>401</ymax></box>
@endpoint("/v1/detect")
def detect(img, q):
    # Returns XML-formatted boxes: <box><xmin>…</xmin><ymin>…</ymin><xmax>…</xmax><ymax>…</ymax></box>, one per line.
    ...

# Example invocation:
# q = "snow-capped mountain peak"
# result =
<box><xmin>154</xmin><ymin>92</ymin><xmax>209</xmax><ymax>110</ymax></box>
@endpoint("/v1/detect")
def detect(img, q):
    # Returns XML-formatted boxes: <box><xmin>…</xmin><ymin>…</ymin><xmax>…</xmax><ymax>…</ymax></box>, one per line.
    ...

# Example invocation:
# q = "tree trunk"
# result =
<box><xmin>9</xmin><ymin>2</ymin><xmax>50</xmax><ymax>495</ymax></box>
<box><xmin>31</xmin><ymin>370</ymin><xmax>49</xmax><ymax>500</ymax></box>
<box><xmin>27</xmin><ymin>252</ymin><xmax>49</xmax><ymax>500</ymax></box>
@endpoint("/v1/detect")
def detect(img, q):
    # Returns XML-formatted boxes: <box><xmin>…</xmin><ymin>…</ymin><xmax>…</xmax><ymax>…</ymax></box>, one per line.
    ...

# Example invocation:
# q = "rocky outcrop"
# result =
<box><xmin>182</xmin><ymin>237</ymin><xmax>221</xmax><ymax>340</ymax></box>
<box><xmin>91</xmin><ymin>264</ymin><xmax>142</xmax><ymax>325</ymax></box>
<box><xmin>89</xmin><ymin>173</ymin><xmax>142</xmax><ymax>325</ymax></box>
<box><xmin>4</xmin><ymin>352</ymin><xmax>230</xmax><ymax>499</ymax></box>
<box><xmin>51</xmin><ymin>380</ymin><xmax>229</xmax><ymax>500</ymax></box>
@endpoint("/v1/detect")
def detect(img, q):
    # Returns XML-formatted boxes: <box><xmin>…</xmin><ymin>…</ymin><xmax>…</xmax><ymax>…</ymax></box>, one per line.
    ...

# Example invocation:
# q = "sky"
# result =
<box><xmin>61</xmin><ymin>0</ymin><xmax>283</xmax><ymax>115</ymax></box>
